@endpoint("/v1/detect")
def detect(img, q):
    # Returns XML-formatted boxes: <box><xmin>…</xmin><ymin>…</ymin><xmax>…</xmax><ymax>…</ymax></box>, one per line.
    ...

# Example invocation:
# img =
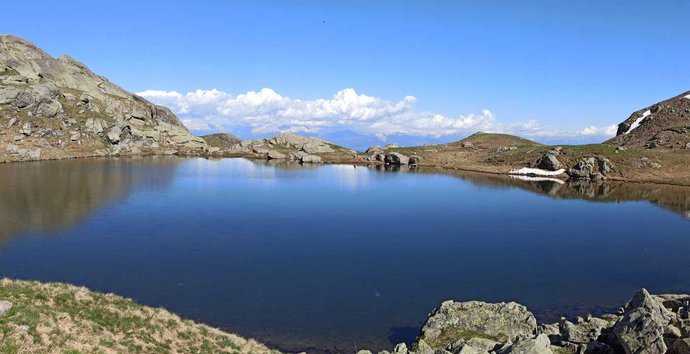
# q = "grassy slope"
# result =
<box><xmin>0</xmin><ymin>279</ymin><xmax>280</xmax><ymax>354</ymax></box>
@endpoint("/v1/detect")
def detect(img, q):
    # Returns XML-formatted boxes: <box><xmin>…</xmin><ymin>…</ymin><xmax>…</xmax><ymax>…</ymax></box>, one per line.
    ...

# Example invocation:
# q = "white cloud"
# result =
<box><xmin>578</xmin><ymin>124</ymin><xmax>618</xmax><ymax>137</ymax></box>
<box><xmin>138</xmin><ymin>87</ymin><xmax>616</xmax><ymax>141</ymax></box>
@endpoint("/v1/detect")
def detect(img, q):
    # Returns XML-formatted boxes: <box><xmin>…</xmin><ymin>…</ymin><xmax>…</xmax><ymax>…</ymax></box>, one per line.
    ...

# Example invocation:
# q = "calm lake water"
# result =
<box><xmin>1</xmin><ymin>157</ymin><xmax>690</xmax><ymax>352</ymax></box>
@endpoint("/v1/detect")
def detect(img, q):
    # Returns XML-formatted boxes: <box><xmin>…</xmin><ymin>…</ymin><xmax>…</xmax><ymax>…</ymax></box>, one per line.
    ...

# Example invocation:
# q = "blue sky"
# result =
<box><xmin>2</xmin><ymin>1</ymin><xmax>689</xmax><ymax>147</ymax></box>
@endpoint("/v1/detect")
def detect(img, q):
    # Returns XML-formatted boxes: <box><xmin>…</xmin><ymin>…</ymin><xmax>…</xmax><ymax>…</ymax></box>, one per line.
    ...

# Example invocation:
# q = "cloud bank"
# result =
<box><xmin>137</xmin><ymin>87</ymin><xmax>617</xmax><ymax>142</ymax></box>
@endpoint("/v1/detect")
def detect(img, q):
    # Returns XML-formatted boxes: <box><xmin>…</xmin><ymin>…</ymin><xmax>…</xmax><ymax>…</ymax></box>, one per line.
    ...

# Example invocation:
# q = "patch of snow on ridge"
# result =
<box><xmin>510</xmin><ymin>175</ymin><xmax>565</xmax><ymax>184</ymax></box>
<box><xmin>685</xmin><ymin>94</ymin><xmax>690</xmax><ymax>100</ymax></box>
<box><xmin>509</xmin><ymin>168</ymin><xmax>565</xmax><ymax>176</ymax></box>
<box><xmin>625</xmin><ymin>110</ymin><xmax>651</xmax><ymax>134</ymax></box>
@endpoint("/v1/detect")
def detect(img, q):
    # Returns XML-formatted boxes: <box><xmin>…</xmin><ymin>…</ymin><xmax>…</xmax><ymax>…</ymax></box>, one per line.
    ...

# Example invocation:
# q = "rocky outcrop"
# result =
<box><xmin>208</xmin><ymin>132</ymin><xmax>347</xmax><ymax>164</ymax></box>
<box><xmin>415</xmin><ymin>300</ymin><xmax>537</xmax><ymax>351</ymax></box>
<box><xmin>567</xmin><ymin>157</ymin><xmax>615</xmax><ymax>180</ymax></box>
<box><xmin>1</xmin><ymin>35</ymin><xmax>208</xmax><ymax>162</ymax></box>
<box><xmin>536</xmin><ymin>150</ymin><xmax>563</xmax><ymax>171</ymax></box>
<box><xmin>366</xmin><ymin>288</ymin><xmax>690</xmax><ymax>354</ymax></box>
<box><xmin>614</xmin><ymin>289</ymin><xmax>672</xmax><ymax>354</ymax></box>
<box><xmin>385</xmin><ymin>152</ymin><xmax>410</xmax><ymax>165</ymax></box>
<box><xmin>606</xmin><ymin>90</ymin><xmax>690</xmax><ymax>149</ymax></box>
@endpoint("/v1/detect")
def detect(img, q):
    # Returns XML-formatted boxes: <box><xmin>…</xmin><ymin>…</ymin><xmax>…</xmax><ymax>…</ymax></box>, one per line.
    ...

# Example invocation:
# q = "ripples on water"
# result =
<box><xmin>1</xmin><ymin>157</ymin><xmax>689</xmax><ymax>352</ymax></box>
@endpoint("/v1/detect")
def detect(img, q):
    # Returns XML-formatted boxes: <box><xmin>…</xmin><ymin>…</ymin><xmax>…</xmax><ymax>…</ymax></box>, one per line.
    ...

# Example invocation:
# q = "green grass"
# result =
<box><xmin>0</xmin><ymin>279</ymin><xmax>280</xmax><ymax>353</ymax></box>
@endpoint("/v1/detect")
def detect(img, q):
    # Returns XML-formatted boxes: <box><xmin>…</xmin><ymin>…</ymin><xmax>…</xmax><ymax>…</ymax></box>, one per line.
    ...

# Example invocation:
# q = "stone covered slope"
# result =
<box><xmin>0</xmin><ymin>34</ymin><xmax>207</xmax><ymax>162</ymax></box>
<box><xmin>0</xmin><ymin>279</ymin><xmax>280</xmax><ymax>354</ymax></box>
<box><xmin>212</xmin><ymin>132</ymin><xmax>357</xmax><ymax>164</ymax></box>
<box><xmin>363</xmin><ymin>288</ymin><xmax>690</xmax><ymax>354</ymax></box>
<box><xmin>606</xmin><ymin>90</ymin><xmax>690</xmax><ymax>149</ymax></box>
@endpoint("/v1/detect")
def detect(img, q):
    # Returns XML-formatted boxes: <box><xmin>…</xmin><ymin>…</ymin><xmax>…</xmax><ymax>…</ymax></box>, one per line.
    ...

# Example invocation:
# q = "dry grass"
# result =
<box><xmin>0</xmin><ymin>279</ymin><xmax>281</xmax><ymax>354</ymax></box>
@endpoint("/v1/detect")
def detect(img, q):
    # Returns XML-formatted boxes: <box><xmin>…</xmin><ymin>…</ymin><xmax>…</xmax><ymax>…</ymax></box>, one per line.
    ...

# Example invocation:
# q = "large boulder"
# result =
<box><xmin>567</xmin><ymin>158</ymin><xmax>596</xmax><ymax>179</ymax></box>
<box><xmin>537</xmin><ymin>154</ymin><xmax>562</xmax><ymax>171</ymax></box>
<box><xmin>416</xmin><ymin>300</ymin><xmax>537</xmax><ymax>351</ymax></box>
<box><xmin>613</xmin><ymin>289</ymin><xmax>672</xmax><ymax>354</ymax></box>
<box><xmin>385</xmin><ymin>152</ymin><xmax>410</xmax><ymax>165</ymax></box>
<box><xmin>300</xmin><ymin>154</ymin><xmax>322</xmax><ymax>163</ymax></box>
<box><xmin>267</xmin><ymin>150</ymin><xmax>286</xmax><ymax>159</ymax></box>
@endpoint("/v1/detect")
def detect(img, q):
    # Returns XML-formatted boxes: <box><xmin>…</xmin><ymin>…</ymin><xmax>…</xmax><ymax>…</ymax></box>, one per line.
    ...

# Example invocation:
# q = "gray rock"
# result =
<box><xmin>6</xmin><ymin>117</ymin><xmax>17</xmax><ymax>129</ymax></box>
<box><xmin>20</xmin><ymin>122</ymin><xmax>31</xmax><ymax>136</ymax></box>
<box><xmin>301</xmin><ymin>154</ymin><xmax>322</xmax><ymax>163</ymax></box>
<box><xmin>253</xmin><ymin>147</ymin><xmax>269</xmax><ymax>154</ymax></box>
<box><xmin>460</xmin><ymin>142</ymin><xmax>474</xmax><ymax>148</ymax></box>
<box><xmin>567</xmin><ymin>158</ymin><xmax>596</xmax><ymax>179</ymax></box>
<box><xmin>385</xmin><ymin>152</ymin><xmax>410</xmax><ymax>165</ymax></box>
<box><xmin>267</xmin><ymin>150</ymin><xmax>286</xmax><ymax>159</ymax></box>
<box><xmin>637</xmin><ymin>157</ymin><xmax>662</xmax><ymax>169</ymax></box>
<box><xmin>302</xmin><ymin>141</ymin><xmax>334</xmax><ymax>154</ymax></box>
<box><xmin>409</xmin><ymin>155</ymin><xmax>421</xmax><ymax>166</ymax></box>
<box><xmin>69</xmin><ymin>131</ymin><xmax>81</xmax><ymax>141</ymax></box>
<box><xmin>672</xmin><ymin>338</ymin><xmax>690</xmax><ymax>354</ymax></box>
<box><xmin>613</xmin><ymin>288</ymin><xmax>671</xmax><ymax>354</ymax></box>
<box><xmin>455</xmin><ymin>337</ymin><xmax>499</xmax><ymax>354</ymax></box>
<box><xmin>106</xmin><ymin>126</ymin><xmax>122</xmax><ymax>144</ymax></box>
<box><xmin>0</xmin><ymin>301</ymin><xmax>12</xmax><ymax>316</ymax></box>
<box><xmin>597</xmin><ymin>157</ymin><xmax>614</xmax><ymax>175</ymax></box>
<box><xmin>392</xmin><ymin>343</ymin><xmax>408</xmax><ymax>354</ymax></box>
<box><xmin>5</xmin><ymin>144</ymin><xmax>40</xmax><ymax>160</ymax></box>
<box><xmin>416</xmin><ymin>300</ymin><xmax>537</xmax><ymax>351</ymax></box>
<box><xmin>365</xmin><ymin>145</ymin><xmax>383</xmax><ymax>154</ymax></box>
<box><xmin>560</xmin><ymin>317</ymin><xmax>611</xmax><ymax>344</ymax></box>
<box><xmin>499</xmin><ymin>334</ymin><xmax>552</xmax><ymax>354</ymax></box>
<box><xmin>85</xmin><ymin>118</ymin><xmax>107</xmax><ymax>134</ymax></box>
<box><xmin>537</xmin><ymin>154</ymin><xmax>562</xmax><ymax>171</ymax></box>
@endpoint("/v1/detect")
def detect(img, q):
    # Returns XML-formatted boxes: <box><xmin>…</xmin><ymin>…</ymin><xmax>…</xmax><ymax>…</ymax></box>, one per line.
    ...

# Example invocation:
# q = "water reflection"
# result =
<box><xmin>409</xmin><ymin>166</ymin><xmax>690</xmax><ymax>219</ymax></box>
<box><xmin>0</xmin><ymin>157</ymin><xmax>180</xmax><ymax>242</ymax></box>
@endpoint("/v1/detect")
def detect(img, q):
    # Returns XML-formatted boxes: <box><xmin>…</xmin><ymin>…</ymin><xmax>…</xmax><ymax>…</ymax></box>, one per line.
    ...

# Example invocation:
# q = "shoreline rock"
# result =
<box><xmin>367</xmin><ymin>288</ymin><xmax>690</xmax><ymax>354</ymax></box>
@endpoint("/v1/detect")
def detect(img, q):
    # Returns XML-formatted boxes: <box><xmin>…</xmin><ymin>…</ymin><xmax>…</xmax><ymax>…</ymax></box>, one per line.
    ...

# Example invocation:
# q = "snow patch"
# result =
<box><xmin>624</xmin><ymin>110</ymin><xmax>651</xmax><ymax>134</ymax></box>
<box><xmin>685</xmin><ymin>94</ymin><xmax>690</xmax><ymax>100</ymax></box>
<box><xmin>509</xmin><ymin>167</ymin><xmax>565</xmax><ymax>177</ymax></box>
<box><xmin>510</xmin><ymin>175</ymin><xmax>565</xmax><ymax>184</ymax></box>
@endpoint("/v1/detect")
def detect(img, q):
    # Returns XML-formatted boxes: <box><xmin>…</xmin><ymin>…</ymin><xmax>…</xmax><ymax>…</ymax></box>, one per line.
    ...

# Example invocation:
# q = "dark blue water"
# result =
<box><xmin>1</xmin><ymin>157</ymin><xmax>690</xmax><ymax>352</ymax></box>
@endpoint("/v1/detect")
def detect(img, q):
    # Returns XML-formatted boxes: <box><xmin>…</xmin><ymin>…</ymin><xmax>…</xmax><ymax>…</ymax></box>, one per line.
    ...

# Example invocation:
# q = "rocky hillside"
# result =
<box><xmin>211</xmin><ymin>132</ymin><xmax>358</xmax><ymax>164</ymax></box>
<box><xmin>0</xmin><ymin>35</ymin><xmax>208</xmax><ymax>162</ymax></box>
<box><xmin>606</xmin><ymin>90</ymin><xmax>690</xmax><ymax>149</ymax></box>
<box><xmin>0</xmin><ymin>279</ymin><xmax>280</xmax><ymax>353</ymax></box>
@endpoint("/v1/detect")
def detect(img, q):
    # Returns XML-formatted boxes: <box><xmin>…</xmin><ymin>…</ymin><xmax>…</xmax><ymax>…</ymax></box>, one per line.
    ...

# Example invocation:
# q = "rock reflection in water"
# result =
<box><xmin>0</xmin><ymin>157</ymin><xmax>180</xmax><ymax>242</ymax></box>
<box><xmin>411</xmin><ymin>166</ymin><xmax>690</xmax><ymax>219</ymax></box>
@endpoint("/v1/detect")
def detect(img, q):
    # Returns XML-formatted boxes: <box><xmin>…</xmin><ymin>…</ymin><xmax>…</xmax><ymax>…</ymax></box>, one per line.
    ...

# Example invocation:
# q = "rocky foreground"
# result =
<box><xmin>362</xmin><ymin>288</ymin><xmax>690</xmax><ymax>354</ymax></box>
<box><xmin>2</xmin><ymin>280</ymin><xmax>688</xmax><ymax>354</ymax></box>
